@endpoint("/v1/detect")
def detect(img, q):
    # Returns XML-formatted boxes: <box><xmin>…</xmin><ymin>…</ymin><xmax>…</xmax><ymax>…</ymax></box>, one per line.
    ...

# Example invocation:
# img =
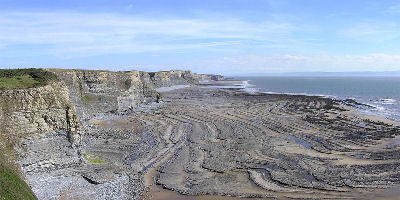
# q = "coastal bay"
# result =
<box><xmin>6</xmin><ymin>74</ymin><xmax>400</xmax><ymax>199</ymax></box>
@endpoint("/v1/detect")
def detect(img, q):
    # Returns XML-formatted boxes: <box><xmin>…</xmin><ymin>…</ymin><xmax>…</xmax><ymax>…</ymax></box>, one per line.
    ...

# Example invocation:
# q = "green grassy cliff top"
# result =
<box><xmin>0</xmin><ymin>68</ymin><xmax>57</xmax><ymax>90</ymax></box>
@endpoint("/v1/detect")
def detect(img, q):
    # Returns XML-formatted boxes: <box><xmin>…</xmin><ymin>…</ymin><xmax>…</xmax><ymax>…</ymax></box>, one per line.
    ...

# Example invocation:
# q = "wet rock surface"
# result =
<box><xmin>143</xmin><ymin>87</ymin><xmax>400</xmax><ymax>199</ymax></box>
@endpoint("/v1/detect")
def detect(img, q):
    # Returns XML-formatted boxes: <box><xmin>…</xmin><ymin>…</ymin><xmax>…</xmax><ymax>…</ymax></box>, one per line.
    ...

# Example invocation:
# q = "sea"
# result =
<box><xmin>234</xmin><ymin>76</ymin><xmax>400</xmax><ymax>122</ymax></box>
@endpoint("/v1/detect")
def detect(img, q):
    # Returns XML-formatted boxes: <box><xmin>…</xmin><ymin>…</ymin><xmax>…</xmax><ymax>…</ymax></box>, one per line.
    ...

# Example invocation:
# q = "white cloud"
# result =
<box><xmin>341</xmin><ymin>22</ymin><xmax>400</xmax><ymax>43</ymax></box>
<box><xmin>0</xmin><ymin>11</ymin><xmax>295</xmax><ymax>57</ymax></box>
<box><xmin>195</xmin><ymin>54</ymin><xmax>400</xmax><ymax>74</ymax></box>
<box><xmin>387</xmin><ymin>3</ymin><xmax>400</xmax><ymax>14</ymax></box>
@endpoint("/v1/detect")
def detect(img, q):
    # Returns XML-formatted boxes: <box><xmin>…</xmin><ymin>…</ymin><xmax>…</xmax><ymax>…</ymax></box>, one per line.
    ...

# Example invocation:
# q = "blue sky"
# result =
<box><xmin>1</xmin><ymin>0</ymin><xmax>400</xmax><ymax>75</ymax></box>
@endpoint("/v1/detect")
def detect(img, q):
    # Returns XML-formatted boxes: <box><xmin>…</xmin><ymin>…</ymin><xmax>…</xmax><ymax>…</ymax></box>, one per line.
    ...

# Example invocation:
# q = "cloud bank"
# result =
<box><xmin>0</xmin><ymin>11</ymin><xmax>294</xmax><ymax>57</ymax></box>
<box><xmin>196</xmin><ymin>54</ymin><xmax>400</xmax><ymax>75</ymax></box>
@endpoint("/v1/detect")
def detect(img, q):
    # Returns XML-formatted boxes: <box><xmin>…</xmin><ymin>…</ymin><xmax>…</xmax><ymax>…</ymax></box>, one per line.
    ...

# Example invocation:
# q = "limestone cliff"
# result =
<box><xmin>0</xmin><ymin>81</ymin><xmax>80</xmax><ymax>149</ymax></box>
<box><xmin>140</xmin><ymin>70</ymin><xmax>199</xmax><ymax>88</ymax></box>
<box><xmin>0</xmin><ymin>68</ymin><xmax>219</xmax><ymax>153</ymax></box>
<box><xmin>191</xmin><ymin>73</ymin><xmax>224</xmax><ymax>81</ymax></box>
<box><xmin>0</xmin><ymin>80</ymin><xmax>82</xmax><ymax>200</ymax></box>
<box><xmin>47</xmin><ymin>69</ymin><xmax>209</xmax><ymax>120</ymax></box>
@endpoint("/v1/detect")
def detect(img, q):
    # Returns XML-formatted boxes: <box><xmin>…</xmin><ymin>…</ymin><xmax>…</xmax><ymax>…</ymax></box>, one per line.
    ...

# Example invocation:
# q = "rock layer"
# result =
<box><xmin>142</xmin><ymin>87</ymin><xmax>400</xmax><ymax>199</ymax></box>
<box><xmin>0</xmin><ymin>81</ymin><xmax>80</xmax><ymax>149</ymax></box>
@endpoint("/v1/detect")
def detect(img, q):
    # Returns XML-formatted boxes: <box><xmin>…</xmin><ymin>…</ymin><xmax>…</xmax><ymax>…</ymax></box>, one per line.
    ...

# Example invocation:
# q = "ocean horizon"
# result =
<box><xmin>236</xmin><ymin>76</ymin><xmax>400</xmax><ymax>122</ymax></box>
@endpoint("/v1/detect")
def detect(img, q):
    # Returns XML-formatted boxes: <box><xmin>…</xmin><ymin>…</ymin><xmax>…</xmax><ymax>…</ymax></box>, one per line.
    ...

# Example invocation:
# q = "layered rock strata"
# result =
<box><xmin>148</xmin><ymin>88</ymin><xmax>400</xmax><ymax>199</ymax></box>
<box><xmin>47</xmin><ymin>69</ymin><xmax>202</xmax><ymax>120</ymax></box>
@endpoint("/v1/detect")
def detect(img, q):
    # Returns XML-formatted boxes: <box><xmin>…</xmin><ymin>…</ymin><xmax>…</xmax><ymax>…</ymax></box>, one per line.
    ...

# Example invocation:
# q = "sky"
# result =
<box><xmin>1</xmin><ymin>0</ymin><xmax>400</xmax><ymax>75</ymax></box>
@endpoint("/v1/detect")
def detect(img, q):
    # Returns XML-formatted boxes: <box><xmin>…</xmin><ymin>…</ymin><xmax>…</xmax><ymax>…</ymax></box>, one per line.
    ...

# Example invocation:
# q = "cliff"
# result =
<box><xmin>0</xmin><ymin>68</ymin><xmax>223</xmax><ymax>200</ymax></box>
<box><xmin>47</xmin><ymin>69</ymin><xmax>204</xmax><ymax>120</ymax></box>
<box><xmin>140</xmin><ymin>70</ymin><xmax>200</xmax><ymax>88</ymax></box>
<box><xmin>191</xmin><ymin>73</ymin><xmax>224</xmax><ymax>81</ymax></box>
<box><xmin>0</xmin><ymin>68</ymin><xmax>219</xmax><ymax>153</ymax></box>
<box><xmin>0</xmin><ymin>81</ymin><xmax>80</xmax><ymax>155</ymax></box>
<box><xmin>0</xmin><ymin>80</ymin><xmax>81</xmax><ymax>200</ymax></box>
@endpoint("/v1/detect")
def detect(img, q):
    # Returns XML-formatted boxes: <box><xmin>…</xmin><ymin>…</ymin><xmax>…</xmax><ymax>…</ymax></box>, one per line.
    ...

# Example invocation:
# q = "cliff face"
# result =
<box><xmin>140</xmin><ymin>70</ymin><xmax>199</xmax><ymax>88</ymax></box>
<box><xmin>48</xmin><ymin>69</ymin><xmax>202</xmax><ymax>120</ymax></box>
<box><xmin>0</xmin><ymin>81</ymin><xmax>80</xmax><ymax>147</ymax></box>
<box><xmin>0</xmin><ymin>68</ymin><xmax>218</xmax><ymax>150</ymax></box>
<box><xmin>47</xmin><ymin>69</ymin><xmax>152</xmax><ymax>120</ymax></box>
<box><xmin>0</xmin><ymin>81</ymin><xmax>82</xmax><ymax>199</ymax></box>
<box><xmin>191</xmin><ymin>73</ymin><xmax>224</xmax><ymax>81</ymax></box>
<box><xmin>47</xmin><ymin>69</ymin><xmax>205</xmax><ymax>120</ymax></box>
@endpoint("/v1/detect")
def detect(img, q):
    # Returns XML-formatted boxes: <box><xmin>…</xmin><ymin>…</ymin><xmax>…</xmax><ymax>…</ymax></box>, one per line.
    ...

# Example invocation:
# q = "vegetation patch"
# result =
<box><xmin>81</xmin><ymin>94</ymin><xmax>102</xmax><ymax>103</ymax></box>
<box><xmin>124</xmin><ymin>79</ymin><xmax>132</xmax><ymax>90</ymax></box>
<box><xmin>83</xmin><ymin>154</ymin><xmax>107</xmax><ymax>164</ymax></box>
<box><xmin>81</xmin><ymin>94</ymin><xmax>93</xmax><ymax>102</ymax></box>
<box><xmin>0</xmin><ymin>163</ymin><xmax>36</xmax><ymax>200</ymax></box>
<box><xmin>0</xmin><ymin>68</ymin><xmax>57</xmax><ymax>90</ymax></box>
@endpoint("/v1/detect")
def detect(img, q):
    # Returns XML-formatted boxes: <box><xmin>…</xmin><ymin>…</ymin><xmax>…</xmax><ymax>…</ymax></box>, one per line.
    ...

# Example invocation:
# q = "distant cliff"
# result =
<box><xmin>192</xmin><ymin>73</ymin><xmax>224</xmax><ymax>81</ymax></box>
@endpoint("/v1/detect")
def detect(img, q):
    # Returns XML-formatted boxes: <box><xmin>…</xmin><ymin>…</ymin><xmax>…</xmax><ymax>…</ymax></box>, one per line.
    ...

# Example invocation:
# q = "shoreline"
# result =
<box><xmin>201</xmin><ymin>79</ymin><xmax>400</xmax><ymax>127</ymax></box>
<box><xmin>228</xmin><ymin>79</ymin><xmax>400</xmax><ymax>124</ymax></box>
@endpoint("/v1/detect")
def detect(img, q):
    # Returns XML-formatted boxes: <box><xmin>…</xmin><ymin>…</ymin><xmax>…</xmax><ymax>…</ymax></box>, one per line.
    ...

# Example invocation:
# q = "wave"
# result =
<box><xmin>202</xmin><ymin>80</ymin><xmax>253</xmax><ymax>89</ymax></box>
<box><xmin>378</xmin><ymin>98</ymin><xmax>397</xmax><ymax>105</ymax></box>
<box><xmin>239</xmin><ymin>79</ymin><xmax>400</xmax><ymax>122</ymax></box>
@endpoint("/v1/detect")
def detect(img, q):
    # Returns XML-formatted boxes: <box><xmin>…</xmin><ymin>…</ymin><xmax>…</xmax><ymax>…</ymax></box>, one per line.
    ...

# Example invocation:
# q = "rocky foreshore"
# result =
<box><xmin>2</xmin><ymin>70</ymin><xmax>400</xmax><ymax>199</ymax></box>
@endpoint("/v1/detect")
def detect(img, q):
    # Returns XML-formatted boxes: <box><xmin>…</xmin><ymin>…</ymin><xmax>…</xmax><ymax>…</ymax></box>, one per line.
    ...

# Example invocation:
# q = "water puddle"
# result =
<box><xmin>249</xmin><ymin>118</ymin><xmax>263</xmax><ymax>123</ymax></box>
<box><xmin>287</xmin><ymin>135</ymin><xmax>312</xmax><ymax>148</ymax></box>
<box><xmin>360</xmin><ymin>134</ymin><xmax>372</xmax><ymax>139</ymax></box>
<box><xmin>351</xmin><ymin>154</ymin><xmax>364</xmax><ymax>159</ymax></box>
<box><xmin>355</xmin><ymin>154</ymin><xmax>364</xmax><ymax>159</ymax></box>
<box><xmin>249</xmin><ymin>118</ymin><xmax>267</xmax><ymax>128</ymax></box>
<box><xmin>276</xmin><ymin>115</ymin><xmax>298</xmax><ymax>121</ymax></box>
<box><xmin>263</xmin><ymin>163</ymin><xmax>279</xmax><ymax>170</ymax></box>
<box><xmin>386</xmin><ymin>139</ymin><xmax>400</xmax><ymax>149</ymax></box>
<box><xmin>253</xmin><ymin>168</ymin><xmax>272</xmax><ymax>180</ymax></box>
<box><xmin>303</xmin><ymin>173</ymin><xmax>317</xmax><ymax>182</ymax></box>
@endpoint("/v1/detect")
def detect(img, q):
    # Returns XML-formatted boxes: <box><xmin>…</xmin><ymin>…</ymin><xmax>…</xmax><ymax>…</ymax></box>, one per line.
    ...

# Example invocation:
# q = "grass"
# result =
<box><xmin>81</xmin><ymin>94</ymin><xmax>102</xmax><ymax>103</ymax></box>
<box><xmin>0</xmin><ymin>75</ymin><xmax>39</xmax><ymax>90</ymax></box>
<box><xmin>81</xmin><ymin>94</ymin><xmax>94</xmax><ymax>102</ymax></box>
<box><xmin>0</xmin><ymin>163</ymin><xmax>36</xmax><ymax>200</ymax></box>
<box><xmin>0</xmin><ymin>68</ymin><xmax>57</xmax><ymax>90</ymax></box>
<box><xmin>84</xmin><ymin>154</ymin><xmax>107</xmax><ymax>164</ymax></box>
